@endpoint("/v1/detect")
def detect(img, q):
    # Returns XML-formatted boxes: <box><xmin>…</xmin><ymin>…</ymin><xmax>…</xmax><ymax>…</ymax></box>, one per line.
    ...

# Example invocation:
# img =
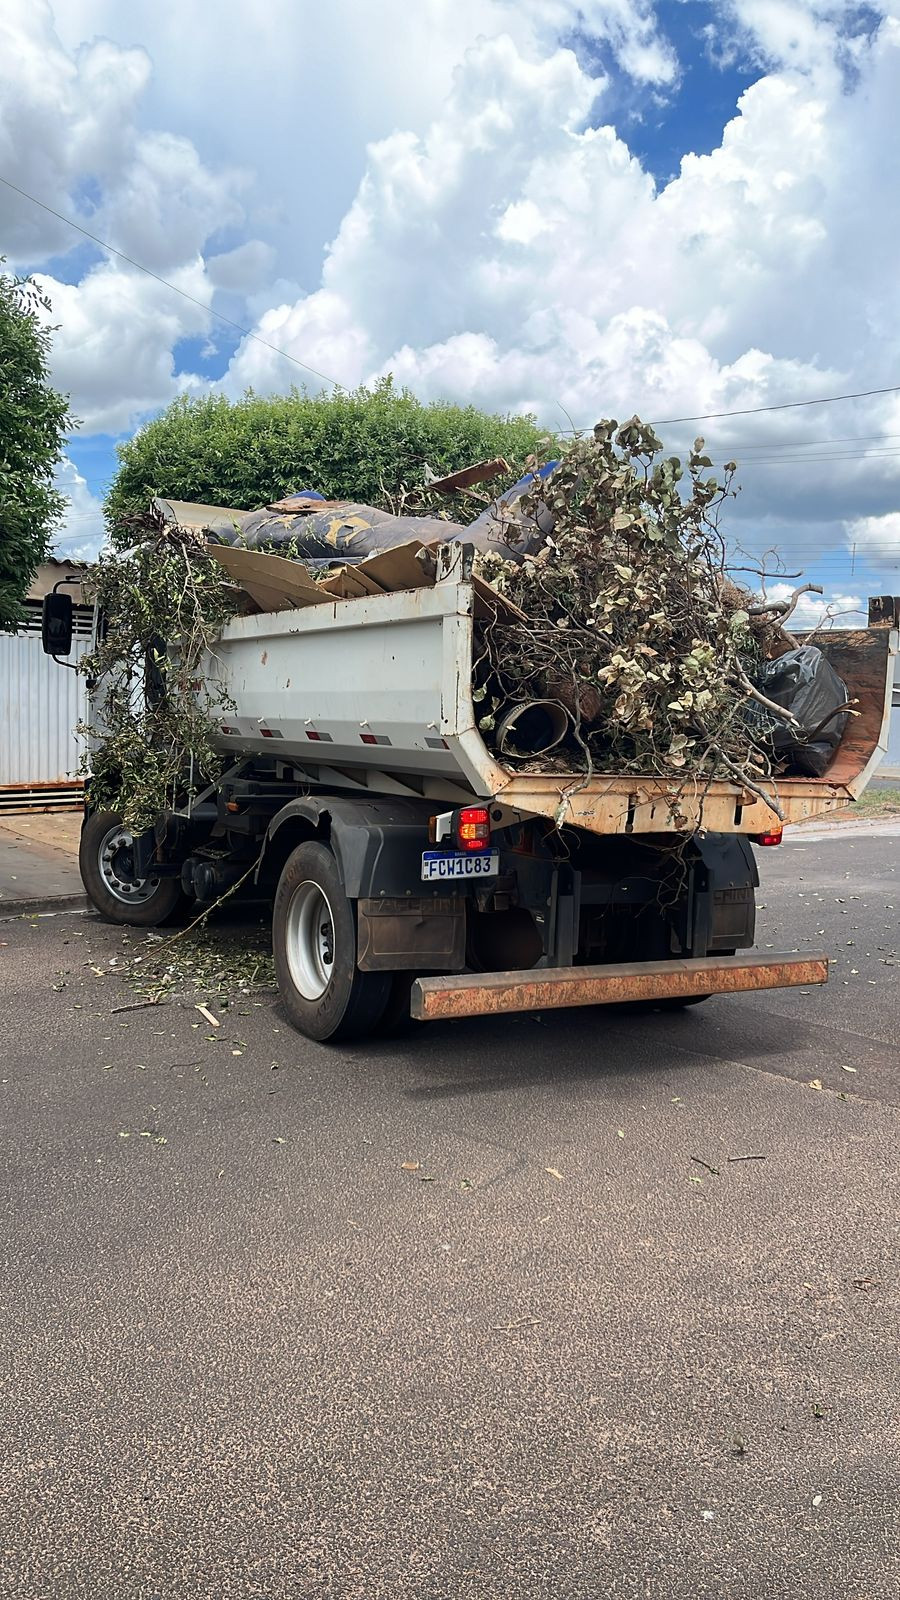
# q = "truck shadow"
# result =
<box><xmin>363</xmin><ymin>998</ymin><xmax>822</xmax><ymax>1102</ymax></box>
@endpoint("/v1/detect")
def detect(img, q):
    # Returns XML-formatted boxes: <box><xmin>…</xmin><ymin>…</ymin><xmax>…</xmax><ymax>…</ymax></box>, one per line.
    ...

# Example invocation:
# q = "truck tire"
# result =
<box><xmin>373</xmin><ymin>973</ymin><xmax>421</xmax><ymax>1037</ymax></box>
<box><xmin>272</xmin><ymin>841</ymin><xmax>391</xmax><ymax>1042</ymax></box>
<box><xmin>79</xmin><ymin>810</ymin><xmax>189</xmax><ymax>927</ymax></box>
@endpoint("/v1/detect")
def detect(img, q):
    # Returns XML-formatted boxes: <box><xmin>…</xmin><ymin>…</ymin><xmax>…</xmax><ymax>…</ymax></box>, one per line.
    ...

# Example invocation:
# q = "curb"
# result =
<box><xmin>0</xmin><ymin>892</ymin><xmax>90</xmax><ymax>920</ymax></box>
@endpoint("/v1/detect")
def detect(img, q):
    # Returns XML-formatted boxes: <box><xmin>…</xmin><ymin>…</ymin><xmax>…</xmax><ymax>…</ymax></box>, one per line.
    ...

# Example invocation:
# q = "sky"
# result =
<box><xmin>3</xmin><ymin>0</ymin><xmax>900</xmax><ymax>627</ymax></box>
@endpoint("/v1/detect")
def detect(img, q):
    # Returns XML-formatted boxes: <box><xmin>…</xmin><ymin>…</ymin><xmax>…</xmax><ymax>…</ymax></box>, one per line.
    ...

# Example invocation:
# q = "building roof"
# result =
<box><xmin>26</xmin><ymin>559</ymin><xmax>87</xmax><ymax>605</ymax></box>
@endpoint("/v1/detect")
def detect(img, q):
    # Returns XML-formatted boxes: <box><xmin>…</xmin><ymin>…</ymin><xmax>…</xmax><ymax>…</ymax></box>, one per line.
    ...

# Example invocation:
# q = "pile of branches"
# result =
<box><xmin>77</xmin><ymin>528</ymin><xmax>238</xmax><ymax>832</ymax></box>
<box><xmin>473</xmin><ymin>418</ymin><xmax>795</xmax><ymax>810</ymax></box>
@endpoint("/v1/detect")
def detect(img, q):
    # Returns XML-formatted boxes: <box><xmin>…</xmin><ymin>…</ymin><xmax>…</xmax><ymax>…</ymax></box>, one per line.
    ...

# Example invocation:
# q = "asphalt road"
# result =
<box><xmin>1</xmin><ymin>828</ymin><xmax>899</xmax><ymax>1600</ymax></box>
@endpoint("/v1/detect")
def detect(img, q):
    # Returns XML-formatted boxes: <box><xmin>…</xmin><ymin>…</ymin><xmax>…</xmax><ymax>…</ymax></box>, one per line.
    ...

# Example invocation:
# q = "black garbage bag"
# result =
<box><xmin>750</xmin><ymin>645</ymin><xmax>849</xmax><ymax>777</ymax></box>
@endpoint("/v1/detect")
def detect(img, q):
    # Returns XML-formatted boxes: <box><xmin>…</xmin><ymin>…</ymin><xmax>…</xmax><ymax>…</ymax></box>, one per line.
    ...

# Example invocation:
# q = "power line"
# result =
<box><xmin>722</xmin><ymin>430</ymin><xmax>900</xmax><ymax>453</ymax></box>
<box><xmin>0</xmin><ymin>174</ymin><xmax>344</xmax><ymax>392</ymax></box>
<box><xmin>651</xmin><ymin>385</ymin><xmax>900</xmax><ymax>425</ymax></box>
<box><xmin>732</xmin><ymin>446</ymin><xmax>900</xmax><ymax>467</ymax></box>
<box><xmin>557</xmin><ymin>396</ymin><xmax>900</xmax><ymax>437</ymax></box>
<box><xmin>9</xmin><ymin>174</ymin><xmax>900</xmax><ymax>493</ymax></box>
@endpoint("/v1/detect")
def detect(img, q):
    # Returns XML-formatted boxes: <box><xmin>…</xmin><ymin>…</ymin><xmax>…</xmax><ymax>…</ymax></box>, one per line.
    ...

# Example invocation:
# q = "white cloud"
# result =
<box><xmin>4</xmin><ymin>0</ymin><xmax>900</xmax><ymax>593</ymax></box>
<box><xmin>0</xmin><ymin>0</ymin><xmax>244</xmax><ymax>430</ymax></box>
<box><xmin>36</xmin><ymin>258</ymin><xmax>212</xmax><ymax>434</ymax></box>
<box><xmin>221</xmin><ymin>11</ymin><xmax>900</xmax><ymax>452</ymax></box>
<box><xmin>52</xmin><ymin>456</ymin><xmax>106</xmax><ymax>560</ymax></box>
<box><xmin>46</xmin><ymin>0</ymin><xmax>676</xmax><ymax>298</ymax></box>
<box><xmin>0</xmin><ymin>1</ymin><xmax>152</xmax><ymax>260</ymax></box>
<box><xmin>221</xmin><ymin>289</ymin><xmax>373</xmax><ymax>398</ymax></box>
<box><xmin>846</xmin><ymin>512</ymin><xmax>900</xmax><ymax>569</ymax></box>
<box><xmin>206</xmin><ymin>240</ymin><xmax>276</xmax><ymax>293</ymax></box>
<box><xmin>97</xmin><ymin>131</ymin><xmax>247</xmax><ymax>273</ymax></box>
<box><xmin>212</xmin><ymin>2</ymin><xmax>900</xmax><ymax>596</ymax></box>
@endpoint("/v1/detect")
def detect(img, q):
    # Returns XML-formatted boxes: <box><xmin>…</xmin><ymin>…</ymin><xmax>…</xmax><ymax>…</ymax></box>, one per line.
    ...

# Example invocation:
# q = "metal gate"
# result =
<box><xmin>0</xmin><ymin>602</ymin><xmax>93</xmax><ymax>812</ymax></box>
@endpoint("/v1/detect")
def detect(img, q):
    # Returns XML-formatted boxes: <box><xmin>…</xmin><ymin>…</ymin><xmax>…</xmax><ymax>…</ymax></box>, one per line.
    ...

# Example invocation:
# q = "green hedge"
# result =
<box><xmin>105</xmin><ymin>379</ymin><xmax>554</xmax><ymax>542</ymax></box>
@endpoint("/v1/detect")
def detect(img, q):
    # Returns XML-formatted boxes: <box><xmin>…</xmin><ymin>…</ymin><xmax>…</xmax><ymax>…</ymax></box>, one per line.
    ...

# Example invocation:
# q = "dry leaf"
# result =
<box><xmin>808</xmin><ymin>1078</ymin><xmax>823</xmax><ymax>1090</ymax></box>
<box><xmin>545</xmin><ymin>1166</ymin><xmax>563</xmax><ymax>1181</ymax></box>
<box><xmin>401</xmin><ymin>1160</ymin><xmax>421</xmax><ymax>1172</ymax></box>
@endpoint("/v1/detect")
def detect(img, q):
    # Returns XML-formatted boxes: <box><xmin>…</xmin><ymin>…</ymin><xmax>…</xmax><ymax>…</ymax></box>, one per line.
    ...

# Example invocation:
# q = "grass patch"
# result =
<box><xmin>851</xmin><ymin>786</ymin><xmax>900</xmax><ymax>818</ymax></box>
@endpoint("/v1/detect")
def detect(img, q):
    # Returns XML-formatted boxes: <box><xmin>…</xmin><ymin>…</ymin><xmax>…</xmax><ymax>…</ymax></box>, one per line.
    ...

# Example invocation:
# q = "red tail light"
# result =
<box><xmin>754</xmin><ymin>828</ymin><xmax>783</xmax><ymax>846</ymax></box>
<box><xmin>456</xmin><ymin>806</ymin><xmax>491</xmax><ymax>852</ymax></box>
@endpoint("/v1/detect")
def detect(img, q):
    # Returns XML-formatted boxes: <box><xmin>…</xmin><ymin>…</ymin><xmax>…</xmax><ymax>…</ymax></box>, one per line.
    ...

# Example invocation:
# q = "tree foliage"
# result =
<box><xmin>105</xmin><ymin>379</ymin><xmax>552</xmax><ymax>543</ymax></box>
<box><xmin>476</xmin><ymin>419</ymin><xmax>789</xmax><ymax>816</ymax></box>
<box><xmin>78</xmin><ymin>530</ymin><xmax>239</xmax><ymax>832</ymax></box>
<box><xmin>0</xmin><ymin>267</ymin><xmax>73</xmax><ymax>629</ymax></box>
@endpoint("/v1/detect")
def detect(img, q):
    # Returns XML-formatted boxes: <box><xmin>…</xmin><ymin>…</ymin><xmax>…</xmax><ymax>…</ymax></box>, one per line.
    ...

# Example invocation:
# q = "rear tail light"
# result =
<box><xmin>456</xmin><ymin>806</ymin><xmax>491</xmax><ymax>852</ymax></box>
<box><xmin>754</xmin><ymin>828</ymin><xmax>783</xmax><ymax>846</ymax></box>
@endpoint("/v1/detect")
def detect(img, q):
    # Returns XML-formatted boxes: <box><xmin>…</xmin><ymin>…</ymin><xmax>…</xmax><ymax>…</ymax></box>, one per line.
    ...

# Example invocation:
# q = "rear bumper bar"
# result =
<box><xmin>411</xmin><ymin>952</ymin><xmax>828</xmax><ymax>1021</ymax></box>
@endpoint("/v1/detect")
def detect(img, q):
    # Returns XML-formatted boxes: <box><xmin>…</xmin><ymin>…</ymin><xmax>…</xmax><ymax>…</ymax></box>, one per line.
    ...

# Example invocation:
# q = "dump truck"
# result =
<box><xmin>42</xmin><ymin>558</ymin><xmax>898</xmax><ymax>1042</ymax></box>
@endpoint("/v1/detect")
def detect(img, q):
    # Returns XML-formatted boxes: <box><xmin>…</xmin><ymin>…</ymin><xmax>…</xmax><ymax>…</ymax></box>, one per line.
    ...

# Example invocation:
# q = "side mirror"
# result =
<box><xmin>42</xmin><ymin>591</ymin><xmax>73</xmax><ymax>656</ymax></box>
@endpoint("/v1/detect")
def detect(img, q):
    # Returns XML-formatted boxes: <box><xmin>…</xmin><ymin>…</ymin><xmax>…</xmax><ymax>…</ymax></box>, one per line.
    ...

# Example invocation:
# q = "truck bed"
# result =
<box><xmin>205</xmin><ymin>574</ymin><xmax>896</xmax><ymax>836</ymax></box>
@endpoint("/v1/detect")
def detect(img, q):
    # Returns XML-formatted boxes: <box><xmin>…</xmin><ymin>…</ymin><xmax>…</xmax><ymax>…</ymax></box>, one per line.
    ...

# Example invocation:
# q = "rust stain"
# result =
<box><xmin>412</xmin><ymin>954</ymin><xmax>828</xmax><ymax>1021</ymax></box>
<box><xmin>816</xmin><ymin>628</ymin><xmax>893</xmax><ymax>786</ymax></box>
<box><xmin>426</xmin><ymin>457</ymin><xmax>511</xmax><ymax>494</ymax></box>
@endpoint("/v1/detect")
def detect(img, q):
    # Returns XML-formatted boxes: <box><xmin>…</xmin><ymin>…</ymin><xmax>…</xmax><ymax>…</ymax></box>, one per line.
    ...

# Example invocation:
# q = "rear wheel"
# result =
<box><xmin>373</xmin><ymin>972</ymin><xmax>422</xmax><ymax>1037</ymax></box>
<box><xmin>79</xmin><ymin>810</ymin><xmax>189</xmax><ymax>927</ymax></box>
<box><xmin>272</xmin><ymin>841</ymin><xmax>390</xmax><ymax>1042</ymax></box>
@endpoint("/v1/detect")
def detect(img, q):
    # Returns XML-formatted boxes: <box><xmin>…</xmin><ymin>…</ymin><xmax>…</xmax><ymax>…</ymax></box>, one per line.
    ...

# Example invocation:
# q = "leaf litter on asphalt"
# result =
<box><xmin>87</xmin><ymin>919</ymin><xmax>277</xmax><ymax>1008</ymax></box>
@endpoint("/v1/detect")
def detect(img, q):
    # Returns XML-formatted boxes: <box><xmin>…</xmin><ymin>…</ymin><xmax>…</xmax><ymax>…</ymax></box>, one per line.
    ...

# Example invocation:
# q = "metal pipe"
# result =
<box><xmin>495</xmin><ymin>699</ymin><xmax>570</xmax><ymax>757</ymax></box>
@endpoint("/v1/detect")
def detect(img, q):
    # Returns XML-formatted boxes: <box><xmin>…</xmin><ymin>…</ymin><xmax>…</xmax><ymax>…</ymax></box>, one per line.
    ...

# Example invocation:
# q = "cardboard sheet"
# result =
<box><xmin>207</xmin><ymin>535</ymin><xmax>528</xmax><ymax>625</ymax></box>
<box><xmin>208</xmin><ymin>545</ymin><xmax>331</xmax><ymax>612</ymax></box>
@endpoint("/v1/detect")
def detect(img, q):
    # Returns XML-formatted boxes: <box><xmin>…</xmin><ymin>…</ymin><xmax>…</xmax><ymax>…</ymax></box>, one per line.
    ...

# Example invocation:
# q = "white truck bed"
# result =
<box><xmin>205</xmin><ymin>573</ymin><xmax>897</xmax><ymax>837</ymax></box>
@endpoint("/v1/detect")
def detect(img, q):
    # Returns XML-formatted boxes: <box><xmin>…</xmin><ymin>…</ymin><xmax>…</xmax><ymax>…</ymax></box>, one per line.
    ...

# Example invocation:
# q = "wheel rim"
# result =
<box><xmin>97</xmin><ymin>826</ymin><xmax>161</xmax><ymax>906</ymax></box>
<box><xmin>285</xmin><ymin>879</ymin><xmax>336</xmax><ymax>1001</ymax></box>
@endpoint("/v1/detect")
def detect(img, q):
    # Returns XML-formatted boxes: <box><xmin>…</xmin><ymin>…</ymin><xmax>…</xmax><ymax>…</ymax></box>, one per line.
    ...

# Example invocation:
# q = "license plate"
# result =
<box><xmin>421</xmin><ymin>850</ymin><xmax>500</xmax><ymax>882</ymax></box>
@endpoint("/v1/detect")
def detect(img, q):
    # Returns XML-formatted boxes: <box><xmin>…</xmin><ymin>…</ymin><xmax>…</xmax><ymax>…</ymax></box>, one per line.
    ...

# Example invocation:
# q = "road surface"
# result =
<box><xmin>1</xmin><ymin>828</ymin><xmax>898</xmax><ymax>1599</ymax></box>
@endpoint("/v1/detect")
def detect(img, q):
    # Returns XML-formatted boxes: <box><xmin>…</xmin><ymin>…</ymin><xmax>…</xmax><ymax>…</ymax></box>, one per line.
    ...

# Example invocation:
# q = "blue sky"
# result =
<box><xmin>3</xmin><ymin>0</ymin><xmax>900</xmax><ymax>626</ymax></box>
<box><xmin>570</xmin><ymin>1</ymin><xmax>757</xmax><ymax>181</ymax></box>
